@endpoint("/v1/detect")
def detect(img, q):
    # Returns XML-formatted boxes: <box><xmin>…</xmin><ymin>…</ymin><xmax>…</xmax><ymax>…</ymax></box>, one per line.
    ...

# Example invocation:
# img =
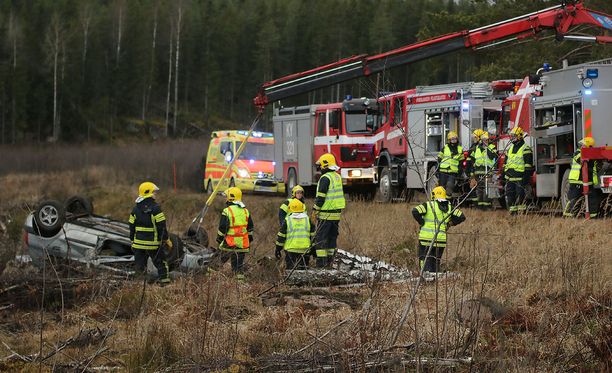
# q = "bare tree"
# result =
<box><xmin>173</xmin><ymin>1</ymin><xmax>184</xmax><ymax>135</ymax></box>
<box><xmin>114</xmin><ymin>0</ymin><xmax>125</xmax><ymax>66</ymax></box>
<box><xmin>78</xmin><ymin>1</ymin><xmax>93</xmax><ymax>141</ymax></box>
<box><xmin>7</xmin><ymin>11</ymin><xmax>20</xmax><ymax>144</ymax></box>
<box><xmin>46</xmin><ymin>13</ymin><xmax>64</xmax><ymax>142</ymax></box>
<box><xmin>165</xmin><ymin>21</ymin><xmax>175</xmax><ymax>137</ymax></box>
<box><xmin>142</xmin><ymin>1</ymin><xmax>160</xmax><ymax>122</ymax></box>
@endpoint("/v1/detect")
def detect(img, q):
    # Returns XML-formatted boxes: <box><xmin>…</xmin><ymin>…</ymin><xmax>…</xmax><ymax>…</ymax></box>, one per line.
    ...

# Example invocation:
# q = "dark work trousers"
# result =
<box><xmin>564</xmin><ymin>184</ymin><xmax>602</xmax><ymax>217</ymax></box>
<box><xmin>505</xmin><ymin>180</ymin><xmax>527</xmax><ymax>214</ymax></box>
<box><xmin>418</xmin><ymin>244</ymin><xmax>445</xmax><ymax>273</ymax></box>
<box><xmin>476</xmin><ymin>178</ymin><xmax>492</xmax><ymax>209</ymax></box>
<box><xmin>314</xmin><ymin>219</ymin><xmax>340</xmax><ymax>268</ymax></box>
<box><xmin>216</xmin><ymin>251</ymin><xmax>246</xmax><ymax>273</ymax></box>
<box><xmin>133</xmin><ymin>247</ymin><xmax>170</xmax><ymax>281</ymax></box>
<box><xmin>438</xmin><ymin>172</ymin><xmax>457</xmax><ymax>196</ymax></box>
<box><xmin>285</xmin><ymin>252</ymin><xmax>310</xmax><ymax>270</ymax></box>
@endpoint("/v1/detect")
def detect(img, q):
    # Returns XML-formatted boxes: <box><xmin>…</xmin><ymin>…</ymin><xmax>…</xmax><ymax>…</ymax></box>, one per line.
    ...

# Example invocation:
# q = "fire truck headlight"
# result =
<box><xmin>238</xmin><ymin>168</ymin><xmax>250</xmax><ymax>178</ymax></box>
<box><xmin>349</xmin><ymin>170</ymin><xmax>362</xmax><ymax>178</ymax></box>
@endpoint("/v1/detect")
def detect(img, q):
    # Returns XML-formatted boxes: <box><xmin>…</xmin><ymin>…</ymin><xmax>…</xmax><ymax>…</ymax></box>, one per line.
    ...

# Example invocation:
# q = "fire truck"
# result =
<box><xmin>499</xmin><ymin>59</ymin><xmax>612</xmax><ymax>216</ymax></box>
<box><xmin>373</xmin><ymin>81</ymin><xmax>517</xmax><ymax>201</ymax></box>
<box><xmin>255</xmin><ymin>2</ymin><xmax>612</xmax><ymax>198</ymax></box>
<box><xmin>272</xmin><ymin>97</ymin><xmax>380</xmax><ymax>194</ymax></box>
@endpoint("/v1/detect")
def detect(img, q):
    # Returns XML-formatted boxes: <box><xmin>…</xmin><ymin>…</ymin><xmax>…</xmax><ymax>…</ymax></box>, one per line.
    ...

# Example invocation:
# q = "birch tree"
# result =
<box><xmin>165</xmin><ymin>21</ymin><xmax>174</xmax><ymax>137</ymax></box>
<box><xmin>7</xmin><ymin>11</ymin><xmax>20</xmax><ymax>143</ymax></box>
<box><xmin>172</xmin><ymin>0</ymin><xmax>184</xmax><ymax>135</ymax></box>
<box><xmin>142</xmin><ymin>1</ymin><xmax>159</xmax><ymax>122</ymax></box>
<box><xmin>46</xmin><ymin>13</ymin><xmax>64</xmax><ymax>142</ymax></box>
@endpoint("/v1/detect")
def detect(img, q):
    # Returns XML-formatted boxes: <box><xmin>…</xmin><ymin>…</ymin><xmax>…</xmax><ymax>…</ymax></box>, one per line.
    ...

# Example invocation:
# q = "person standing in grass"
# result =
<box><xmin>279</xmin><ymin>185</ymin><xmax>306</xmax><ymax>226</ymax></box>
<box><xmin>275</xmin><ymin>198</ymin><xmax>316</xmax><ymax>270</ymax></box>
<box><xmin>312</xmin><ymin>153</ymin><xmax>345</xmax><ymax>268</ymax></box>
<box><xmin>215</xmin><ymin>187</ymin><xmax>254</xmax><ymax>280</ymax></box>
<box><xmin>129</xmin><ymin>181</ymin><xmax>172</xmax><ymax>286</ymax></box>
<box><xmin>412</xmin><ymin>186</ymin><xmax>466</xmax><ymax>273</ymax></box>
<box><xmin>563</xmin><ymin>137</ymin><xmax>601</xmax><ymax>218</ymax></box>
<box><xmin>504</xmin><ymin>126</ymin><xmax>533</xmax><ymax>215</ymax></box>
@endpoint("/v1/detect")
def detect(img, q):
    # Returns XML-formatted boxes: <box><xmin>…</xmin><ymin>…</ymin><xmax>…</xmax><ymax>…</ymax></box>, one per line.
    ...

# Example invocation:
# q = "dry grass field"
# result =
<box><xmin>0</xmin><ymin>152</ymin><xmax>610</xmax><ymax>371</ymax></box>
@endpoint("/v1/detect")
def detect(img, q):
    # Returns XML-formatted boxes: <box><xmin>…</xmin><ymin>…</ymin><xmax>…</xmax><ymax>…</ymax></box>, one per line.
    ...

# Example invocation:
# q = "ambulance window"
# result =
<box><xmin>329</xmin><ymin>110</ymin><xmax>341</xmax><ymax>131</ymax></box>
<box><xmin>316</xmin><ymin>112</ymin><xmax>326</xmax><ymax>136</ymax></box>
<box><xmin>392</xmin><ymin>98</ymin><xmax>403</xmax><ymax>125</ymax></box>
<box><xmin>219</xmin><ymin>141</ymin><xmax>233</xmax><ymax>158</ymax></box>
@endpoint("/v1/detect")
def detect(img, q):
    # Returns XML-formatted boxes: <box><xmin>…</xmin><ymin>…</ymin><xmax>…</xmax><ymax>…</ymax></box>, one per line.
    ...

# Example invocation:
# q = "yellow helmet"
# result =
<box><xmin>291</xmin><ymin>185</ymin><xmax>305</xmax><ymax>197</ymax></box>
<box><xmin>472</xmin><ymin>129</ymin><xmax>484</xmax><ymax>139</ymax></box>
<box><xmin>138</xmin><ymin>181</ymin><xmax>159</xmax><ymax>199</ymax></box>
<box><xmin>447</xmin><ymin>131</ymin><xmax>458</xmax><ymax>141</ymax></box>
<box><xmin>431</xmin><ymin>186</ymin><xmax>447</xmax><ymax>200</ymax></box>
<box><xmin>288</xmin><ymin>198</ymin><xmax>306</xmax><ymax>213</ymax></box>
<box><xmin>509</xmin><ymin>126</ymin><xmax>525</xmax><ymax>138</ymax></box>
<box><xmin>480</xmin><ymin>132</ymin><xmax>489</xmax><ymax>140</ymax></box>
<box><xmin>316</xmin><ymin>153</ymin><xmax>337</xmax><ymax>169</ymax></box>
<box><xmin>579</xmin><ymin>137</ymin><xmax>595</xmax><ymax>148</ymax></box>
<box><xmin>224</xmin><ymin>187</ymin><xmax>242</xmax><ymax>202</ymax></box>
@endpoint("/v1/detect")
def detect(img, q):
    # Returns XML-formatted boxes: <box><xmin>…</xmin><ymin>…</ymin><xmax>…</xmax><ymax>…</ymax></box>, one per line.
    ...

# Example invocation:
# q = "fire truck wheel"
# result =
<box><xmin>378</xmin><ymin>166</ymin><xmax>396</xmax><ymax>203</ymax></box>
<box><xmin>287</xmin><ymin>168</ymin><xmax>297</xmax><ymax>197</ymax></box>
<box><xmin>560</xmin><ymin>169</ymin><xmax>570</xmax><ymax>210</ymax></box>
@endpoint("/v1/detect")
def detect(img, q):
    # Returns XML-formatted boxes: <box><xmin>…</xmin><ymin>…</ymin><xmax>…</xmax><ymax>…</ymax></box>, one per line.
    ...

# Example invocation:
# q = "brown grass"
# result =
<box><xmin>0</xmin><ymin>168</ymin><xmax>610</xmax><ymax>372</ymax></box>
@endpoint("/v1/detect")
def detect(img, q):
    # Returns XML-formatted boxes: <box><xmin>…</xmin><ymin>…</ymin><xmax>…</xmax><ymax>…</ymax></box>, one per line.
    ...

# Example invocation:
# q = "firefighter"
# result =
<box><xmin>412</xmin><ymin>186</ymin><xmax>465</xmax><ymax>273</ymax></box>
<box><xmin>470</xmin><ymin>132</ymin><xmax>497</xmax><ymax>210</ymax></box>
<box><xmin>129</xmin><ymin>181</ymin><xmax>171</xmax><ymax>286</ymax></box>
<box><xmin>279</xmin><ymin>185</ymin><xmax>306</xmax><ymax>226</ymax></box>
<box><xmin>215</xmin><ymin>187</ymin><xmax>254</xmax><ymax>279</ymax></box>
<box><xmin>313</xmin><ymin>153</ymin><xmax>345</xmax><ymax>268</ymax></box>
<box><xmin>466</xmin><ymin>129</ymin><xmax>485</xmax><ymax>205</ymax></box>
<box><xmin>275</xmin><ymin>198</ymin><xmax>316</xmax><ymax>270</ymax></box>
<box><xmin>563</xmin><ymin>137</ymin><xmax>601</xmax><ymax>218</ymax></box>
<box><xmin>504</xmin><ymin>126</ymin><xmax>533</xmax><ymax>215</ymax></box>
<box><xmin>437</xmin><ymin>131</ymin><xmax>463</xmax><ymax>197</ymax></box>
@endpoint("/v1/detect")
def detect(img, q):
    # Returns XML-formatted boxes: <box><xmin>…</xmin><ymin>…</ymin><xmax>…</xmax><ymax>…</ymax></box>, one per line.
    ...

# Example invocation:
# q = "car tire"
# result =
<box><xmin>378</xmin><ymin>166</ymin><xmax>396</xmax><ymax>202</ymax></box>
<box><xmin>65</xmin><ymin>195</ymin><xmax>94</xmax><ymax>215</ymax></box>
<box><xmin>34</xmin><ymin>200</ymin><xmax>66</xmax><ymax>237</ymax></box>
<box><xmin>287</xmin><ymin>168</ymin><xmax>297</xmax><ymax>197</ymax></box>
<box><xmin>166</xmin><ymin>233</ymin><xmax>185</xmax><ymax>271</ymax></box>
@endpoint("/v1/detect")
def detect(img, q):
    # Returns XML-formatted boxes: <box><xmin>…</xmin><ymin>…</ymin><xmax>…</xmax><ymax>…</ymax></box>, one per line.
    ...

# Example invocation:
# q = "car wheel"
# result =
<box><xmin>166</xmin><ymin>233</ymin><xmax>185</xmax><ymax>271</ymax></box>
<box><xmin>33</xmin><ymin>200</ymin><xmax>66</xmax><ymax>237</ymax></box>
<box><xmin>65</xmin><ymin>195</ymin><xmax>94</xmax><ymax>215</ymax></box>
<box><xmin>287</xmin><ymin>168</ymin><xmax>297</xmax><ymax>197</ymax></box>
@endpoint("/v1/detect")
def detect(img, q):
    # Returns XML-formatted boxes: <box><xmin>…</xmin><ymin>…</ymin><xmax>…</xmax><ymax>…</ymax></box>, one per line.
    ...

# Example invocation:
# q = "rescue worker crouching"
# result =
<box><xmin>313</xmin><ymin>153</ymin><xmax>345</xmax><ymax>268</ymax></box>
<box><xmin>412</xmin><ymin>186</ymin><xmax>466</xmax><ymax>273</ymax></box>
<box><xmin>437</xmin><ymin>131</ymin><xmax>463</xmax><ymax>198</ymax></box>
<box><xmin>275</xmin><ymin>198</ymin><xmax>316</xmax><ymax>270</ymax></box>
<box><xmin>564</xmin><ymin>137</ymin><xmax>601</xmax><ymax>218</ymax></box>
<box><xmin>129</xmin><ymin>182</ymin><xmax>171</xmax><ymax>286</ymax></box>
<box><xmin>279</xmin><ymin>185</ymin><xmax>306</xmax><ymax>226</ymax></box>
<box><xmin>215</xmin><ymin>187</ymin><xmax>254</xmax><ymax>279</ymax></box>
<box><xmin>503</xmin><ymin>127</ymin><xmax>533</xmax><ymax>215</ymax></box>
<box><xmin>469</xmin><ymin>131</ymin><xmax>497</xmax><ymax>210</ymax></box>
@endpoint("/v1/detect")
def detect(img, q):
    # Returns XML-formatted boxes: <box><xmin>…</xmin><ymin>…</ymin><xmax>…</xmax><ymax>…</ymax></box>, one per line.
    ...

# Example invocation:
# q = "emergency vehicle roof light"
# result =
<box><xmin>543</xmin><ymin>63</ymin><xmax>551</xmax><ymax>71</ymax></box>
<box><xmin>252</xmin><ymin>131</ymin><xmax>262</xmax><ymax>137</ymax></box>
<box><xmin>586</xmin><ymin>69</ymin><xmax>598</xmax><ymax>78</ymax></box>
<box><xmin>345</xmin><ymin>95</ymin><xmax>353</xmax><ymax>100</ymax></box>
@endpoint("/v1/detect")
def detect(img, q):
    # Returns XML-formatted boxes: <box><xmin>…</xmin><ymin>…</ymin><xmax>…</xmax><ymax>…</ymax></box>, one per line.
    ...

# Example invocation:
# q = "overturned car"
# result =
<box><xmin>23</xmin><ymin>196</ymin><xmax>214</xmax><ymax>276</ymax></box>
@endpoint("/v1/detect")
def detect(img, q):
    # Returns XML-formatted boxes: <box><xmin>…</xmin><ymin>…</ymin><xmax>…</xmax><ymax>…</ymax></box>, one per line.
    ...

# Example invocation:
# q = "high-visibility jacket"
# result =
<box><xmin>472</xmin><ymin>144</ymin><xmax>497</xmax><ymax>175</ymax></box>
<box><xmin>278</xmin><ymin>197</ymin><xmax>306</xmax><ymax>226</ymax></box>
<box><xmin>414</xmin><ymin>201</ymin><xmax>464</xmax><ymax>248</ymax></box>
<box><xmin>438</xmin><ymin>144</ymin><xmax>463</xmax><ymax>174</ymax></box>
<box><xmin>569</xmin><ymin>150</ymin><xmax>598</xmax><ymax>185</ymax></box>
<box><xmin>314</xmin><ymin>171</ymin><xmax>345</xmax><ymax>220</ymax></box>
<box><xmin>275</xmin><ymin>213</ymin><xmax>315</xmax><ymax>254</ymax></box>
<box><xmin>504</xmin><ymin>141</ymin><xmax>532</xmax><ymax>181</ymax></box>
<box><xmin>219</xmin><ymin>204</ymin><xmax>251</xmax><ymax>252</ymax></box>
<box><xmin>129</xmin><ymin>197</ymin><xmax>168</xmax><ymax>250</ymax></box>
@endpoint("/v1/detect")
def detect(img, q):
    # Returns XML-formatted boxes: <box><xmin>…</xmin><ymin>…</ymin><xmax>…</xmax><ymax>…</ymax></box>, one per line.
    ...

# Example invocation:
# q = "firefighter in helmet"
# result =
<box><xmin>563</xmin><ymin>137</ymin><xmax>601</xmax><ymax>218</ymax></box>
<box><xmin>313</xmin><ymin>153</ymin><xmax>345</xmax><ymax>268</ymax></box>
<box><xmin>503</xmin><ymin>126</ymin><xmax>533</xmax><ymax>215</ymax></box>
<box><xmin>412</xmin><ymin>186</ymin><xmax>466</xmax><ymax>273</ymax></box>
<box><xmin>466</xmin><ymin>129</ymin><xmax>485</xmax><ymax>206</ymax></box>
<box><xmin>129</xmin><ymin>181</ymin><xmax>171</xmax><ymax>286</ymax></box>
<box><xmin>469</xmin><ymin>131</ymin><xmax>497</xmax><ymax>210</ymax></box>
<box><xmin>437</xmin><ymin>131</ymin><xmax>463</xmax><ymax>197</ymax></box>
<box><xmin>215</xmin><ymin>187</ymin><xmax>254</xmax><ymax>279</ymax></box>
<box><xmin>279</xmin><ymin>185</ymin><xmax>306</xmax><ymax>226</ymax></box>
<box><xmin>275</xmin><ymin>198</ymin><xmax>316</xmax><ymax>270</ymax></box>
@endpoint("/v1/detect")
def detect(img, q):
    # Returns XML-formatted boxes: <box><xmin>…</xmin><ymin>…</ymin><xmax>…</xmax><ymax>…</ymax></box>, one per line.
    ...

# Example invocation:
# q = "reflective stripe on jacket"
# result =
<box><xmin>416</xmin><ymin>201</ymin><xmax>462</xmax><ymax>248</ymax></box>
<box><xmin>438</xmin><ymin>144</ymin><xmax>463</xmax><ymax>174</ymax></box>
<box><xmin>129</xmin><ymin>198</ymin><xmax>167</xmax><ymax>250</ymax></box>
<box><xmin>568</xmin><ymin>150</ymin><xmax>598</xmax><ymax>185</ymax></box>
<box><xmin>504</xmin><ymin>142</ymin><xmax>531</xmax><ymax>181</ymax></box>
<box><xmin>473</xmin><ymin>144</ymin><xmax>496</xmax><ymax>174</ymax></box>
<box><xmin>316</xmin><ymin>172</ymin><xmax>345</xmax><ymax>220</ymax></box>
<box><xmin>221</xmin><ymin>204</ymin><xmax>250</xmax><ymax>252</ymax></box>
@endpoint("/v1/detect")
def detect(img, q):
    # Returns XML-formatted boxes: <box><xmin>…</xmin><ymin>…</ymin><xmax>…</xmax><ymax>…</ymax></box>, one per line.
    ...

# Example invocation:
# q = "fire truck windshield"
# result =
<box><xmin>238</xmin><ymin>142</ymin><xmax>274</xmax><ymax>161</ymax></box>
<box><xmin>345</xmin><ymin>111</ymin><xmax>379</xmax><ymax>134</ymax></box>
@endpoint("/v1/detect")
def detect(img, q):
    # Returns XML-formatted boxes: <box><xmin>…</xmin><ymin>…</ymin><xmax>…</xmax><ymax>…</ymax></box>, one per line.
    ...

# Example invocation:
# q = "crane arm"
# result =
<box><xmin>254</xmin><ymin>1</ymin><xmax>612</xmax><ymax>108</ymax></box>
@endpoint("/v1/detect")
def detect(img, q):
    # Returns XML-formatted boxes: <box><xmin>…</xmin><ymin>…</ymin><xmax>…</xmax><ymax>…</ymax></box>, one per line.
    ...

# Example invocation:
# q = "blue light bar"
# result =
<box><xmin>586</xmin><ymin>69</ymin><xmax>598</xmax><ymax>78</ymax></box>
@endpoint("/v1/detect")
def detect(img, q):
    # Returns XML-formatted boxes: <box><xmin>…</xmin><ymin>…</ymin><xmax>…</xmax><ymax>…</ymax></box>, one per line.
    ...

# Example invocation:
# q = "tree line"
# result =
<box><xmin>0</xmin><ymin>0</ymin><xmax>609</xmax><ymax>143</ymax></box>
